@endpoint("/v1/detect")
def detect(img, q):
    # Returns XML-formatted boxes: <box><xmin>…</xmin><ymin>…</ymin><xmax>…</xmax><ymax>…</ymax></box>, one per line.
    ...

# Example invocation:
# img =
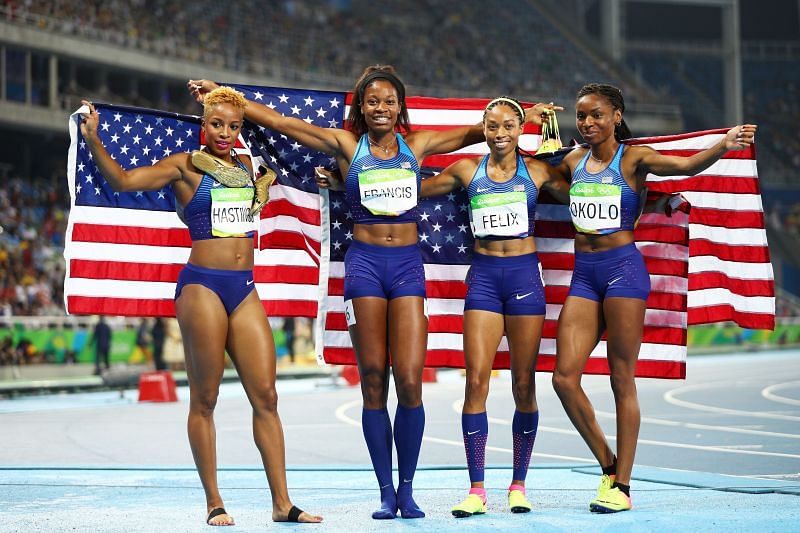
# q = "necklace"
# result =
<box><xmin>367</xmin><ymin>136</ymin><xmax>396</xmax><ymax>154</ymax></box>
<box><xmin>490</xmin><ymin>162</ymin><xmax>516</xmax><ymax>181</ymax></box>
<box><xmin>589</xmin><ymin>152</ymin><xmax>605</xmax><ymax>164</ymax></box>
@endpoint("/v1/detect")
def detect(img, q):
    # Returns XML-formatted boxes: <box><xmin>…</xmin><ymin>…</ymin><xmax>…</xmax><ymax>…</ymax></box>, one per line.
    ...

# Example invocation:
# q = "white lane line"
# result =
<box><xmin>334</xmin><ymin>399</ymin><xmax>364</xmax><ymax>428</ymax></box>
<box><xmin>335</xmin><ymin>399</ymin><xmax>593</xmax><ymax>463</ymax></box>
<box><xmin>633</xmin><ymin>438</ymin><xmax>800</xmax><ymax>459</ymax></box>
<box><xmin>594</xmin><ymin>409</ymin><xmax>800</xmax><ymax>440</ymax></box>
<box><xmin>762</xmin><ymin>381</ymin><xmax>800</xmax><ymax>407</ymax></box>
<box><xmin>664</xmin><ymin>383</ymin><xmax>800</xmax><ymax>422</ymax></box>
<box><xmin>709</xmin><ymin>445</ymin><xmax>764</xmax><ymax>450</ymax></box>
<box><xmin>750</xmin><ymin>473</ymin><xmax>800</xmax><ymax>479</ymax></box>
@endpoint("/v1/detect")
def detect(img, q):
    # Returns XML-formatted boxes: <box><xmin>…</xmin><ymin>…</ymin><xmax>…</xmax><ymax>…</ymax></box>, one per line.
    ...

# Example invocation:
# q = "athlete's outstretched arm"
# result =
<box><xmin>410</xmin><ymin>102</ymin><xmax>563</xmax><ymax>161</ymax></box>
<box><xmin>79</xmin><ymin>101</ymin><xmax>183</xmax><ymax>192</ymax></box>
<box><xmin>420</xmin><ymin>158</ymin><xmax>476</xmax><ymax>198</ymax></box>
<box><xmin>636</xmin><ymin>124</ymin><xmax>757</xmax><ymax>176</ymax></box>
<box><xmin>188</xmin><ymin>79</ymin><xmax>355</xmax><ymax>158</ymax></box>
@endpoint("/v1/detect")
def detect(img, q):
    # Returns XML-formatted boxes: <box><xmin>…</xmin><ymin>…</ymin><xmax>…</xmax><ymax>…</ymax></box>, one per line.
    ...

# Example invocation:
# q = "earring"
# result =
<box><xmin>615</xmin><ymin>122</ymin><xmax>621</xmax><ymax>127</ymax></box>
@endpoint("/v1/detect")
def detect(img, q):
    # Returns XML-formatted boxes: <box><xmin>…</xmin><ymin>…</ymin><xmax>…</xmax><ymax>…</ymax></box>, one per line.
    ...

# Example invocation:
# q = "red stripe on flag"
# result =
<box><xmin>652</xmin><ymin>149</ymin><xmax>755</xmax><ymax>160</ymax></box>
<box><xmin>261</xmin><ymin>198</ymin><xmax>321</xmax><ymax>226</ymax></box>
<box><xmin>689</xmin><ymin>240</ymin><xmax>771</xmax><ymax>263</ymax></box>
<box><xmin>253</xmin><ymin>265</ymin><xmax>319</xmax><ymax>285</ymax></box>
<box><xmin>689</xmin><ymin>208</ymin><xmax>765</xmax><ymax>229</ymax></box>
<box><xmin>260</xmin><ymin>231</ymin><xmax>321</xmax><ymax>255</ymax></box>
<box><xmin>535</xmin><ymin>355</ymin><xmax>686</xmax><ymax>379</ymax></box>
<box><xmin>688</xmin><ymin>272</ymin><xmax>775</xmax><ymax>296</ymax></box>
<box><xmin>688</xmin><ymin>304</ymin><xmax>775</xmax><ymax>330</ymax></box>
<box><xmin>322</xmin><ymin>348</ymin><xmax>686</xmax><ymax>379</ymax></box>
<box><xmin>72</xmin><ymin>223</ymin><xmax>192</xmax><ymax>247</ymax></box>
<box><xmin>70</xmin><ymin>259</ymin><xmax>183</xmax><ymax>282</ymax></box>
<box><xmin>648</xmin><ymin>176</ymin><xmax>761</xmax><ymax>195</ymax></box>
<box><xmin>263</xmin><ymin>299</ymin><xmax>318</xmax><ymax>318</ymax></box>
<box><xmin>67</xmin><ymin>296</ymin><xmax>175</xmax><ymax>317</ymax></box>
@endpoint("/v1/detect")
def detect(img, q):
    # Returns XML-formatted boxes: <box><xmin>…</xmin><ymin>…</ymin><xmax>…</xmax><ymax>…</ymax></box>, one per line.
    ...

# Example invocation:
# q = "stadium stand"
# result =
<box><xmin>3</xmin><ymin>0</ymin><xmax>646</xmax><ymax>107</ymax></box>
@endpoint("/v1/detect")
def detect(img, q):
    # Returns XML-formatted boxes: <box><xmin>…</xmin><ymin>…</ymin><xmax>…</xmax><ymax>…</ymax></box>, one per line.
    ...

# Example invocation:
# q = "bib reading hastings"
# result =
<box><xmin>211</xmin><ymin>188</ymin><xmax>256</xmax><ymax>237</ymax></box>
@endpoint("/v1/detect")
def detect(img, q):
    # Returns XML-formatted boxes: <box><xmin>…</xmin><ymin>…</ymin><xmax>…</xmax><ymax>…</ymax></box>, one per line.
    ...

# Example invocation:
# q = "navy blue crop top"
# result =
<box><xmin>178</xmin><ymin>160</ymin><xmax>256</xmax><ymax>241</ymax></box>
<box><xmin>466</xmin><ymin>154</ymin><xmax>539</xmax><ymax>240</ymax></box>
<box><xmin>568</xmin><ymin>144</ymin><xmax>642</xmax><ymax>235</ymax></box>
<box><xmin>344</xmin><ymin>133</ymin><xmax>421</xmax><ymax>225</ymax></box>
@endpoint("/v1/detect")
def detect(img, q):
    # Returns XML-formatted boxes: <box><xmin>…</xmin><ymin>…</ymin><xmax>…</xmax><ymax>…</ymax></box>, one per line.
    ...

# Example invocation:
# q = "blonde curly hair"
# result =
<box><xmin>203</xmin><ymin>86</ymin><xmax>247</xmax><ymax>119</ymax></box>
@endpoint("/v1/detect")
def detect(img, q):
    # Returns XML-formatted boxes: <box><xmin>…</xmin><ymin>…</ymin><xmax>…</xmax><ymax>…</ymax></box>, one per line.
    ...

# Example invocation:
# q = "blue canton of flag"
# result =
<box><xmin>415</xmin><ymin>192</ymin><xmax>475</xmax><ymax>266</ymax></box>
<box><xmin>73</xmin><ymin>104</ymin><xmax>200</xmax><ymax>211</ymax></box>
<box><xmin>230</xmin><ymin>84</ymin><xmax>346</xmax><ymax>195</ymax></box>
<box><xmin>229</xmin><ymin>84</ymin><xmax>475</xmax><ymax>265</ymax></box>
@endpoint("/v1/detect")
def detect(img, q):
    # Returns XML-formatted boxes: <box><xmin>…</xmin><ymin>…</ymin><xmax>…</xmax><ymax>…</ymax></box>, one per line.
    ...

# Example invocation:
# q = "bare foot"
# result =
<box><xmin>273</xmin><ymin>504</ymin><xmax>323</xmax><ymax>523</ymax></box>
<box><xmin>207</xmin><ymin>507</ymin><xmax>234</xmax><ymax>526</ymax></box>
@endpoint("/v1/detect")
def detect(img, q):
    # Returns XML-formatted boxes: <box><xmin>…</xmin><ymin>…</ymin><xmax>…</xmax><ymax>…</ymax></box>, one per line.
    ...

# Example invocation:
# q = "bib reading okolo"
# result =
<box><xmin>470</xmin><ymin>192</ymin><xmax>528</xmax><ymax>238</ymax></box>
<box><xmin>358</xmin><ymin>168</ymin><xmax>418</xmax><ymax>216</ymax></box>
<box><xmin>211</xmin><ymin>188</ymin><xmax>256</xmax><ymax>237</ymax></box>
<box><xmin>569</xmin><ymin>182</ymin><xmax>622</xmax><ymax>234</ymax></box>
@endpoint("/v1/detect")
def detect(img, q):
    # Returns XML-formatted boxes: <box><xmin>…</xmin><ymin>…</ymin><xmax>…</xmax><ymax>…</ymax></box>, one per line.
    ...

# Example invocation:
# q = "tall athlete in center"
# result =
<box><xmin>190</xmin><ymin>67</ymin><xmax>555</xmax><ymax>520</ymax></box>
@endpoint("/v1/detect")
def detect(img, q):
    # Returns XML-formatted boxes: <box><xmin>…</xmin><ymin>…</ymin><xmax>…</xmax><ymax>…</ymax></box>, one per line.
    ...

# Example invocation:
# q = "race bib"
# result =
<box><xmin>569</xmin><ymin>183</ymin><xmax>621</xmax><ymax>234</ymax></box>
<box><xmin>358</xmin><ymin>168</ymin><xmax>417</xmax><ymax>216</ymax></box>
<box><xmin>344</xmin><ymin>299</ymin><xmax>356</xmax><ymax>327</ymax></box>
<box><xmin>470</xmin><ymin>192</ymin><xmax>528</xmax><ymax>238</ymax></box>
<box><xmin>210</xmin><ymin>188</ymin><xmax>256</xmax><ymax>237</ymax></box>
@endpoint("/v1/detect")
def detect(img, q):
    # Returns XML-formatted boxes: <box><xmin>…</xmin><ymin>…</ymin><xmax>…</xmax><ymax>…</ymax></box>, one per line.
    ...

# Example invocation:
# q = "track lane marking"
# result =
<box><xmin>762</xmin><ymin>381</ymin><xmax>800</xmax><ymax>407</ymax></box>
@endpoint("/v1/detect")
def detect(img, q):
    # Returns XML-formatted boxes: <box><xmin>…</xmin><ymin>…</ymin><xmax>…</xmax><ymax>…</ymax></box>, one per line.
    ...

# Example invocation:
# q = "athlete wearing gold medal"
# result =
<box><xmin>78</xmin><ymin>87</ymin><xmax>320</xmax><ymax>526</ymax></box>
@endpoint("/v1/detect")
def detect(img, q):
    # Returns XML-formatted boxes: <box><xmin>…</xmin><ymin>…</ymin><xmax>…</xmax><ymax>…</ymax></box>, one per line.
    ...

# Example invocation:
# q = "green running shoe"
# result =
<box><xmin>508</xmin><ymin>488</ymin><xmax>532</xmax><ymax>513</ymax></box>
<box><xmin>590</xmin><ymin>485</ymin><xmax>632</xmax><ymax>513</ymax></box>
<box><xmin>451</xmin><ymin>493</ymin><xmax>487</xmax><ymax>518</ymax></box>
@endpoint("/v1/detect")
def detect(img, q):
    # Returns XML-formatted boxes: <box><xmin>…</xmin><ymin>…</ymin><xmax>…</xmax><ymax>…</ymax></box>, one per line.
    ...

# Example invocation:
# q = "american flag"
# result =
<box><xmin>64</xmin><ymin>87</ymin><xmax>774</xmax><ymax>379</ymax></box>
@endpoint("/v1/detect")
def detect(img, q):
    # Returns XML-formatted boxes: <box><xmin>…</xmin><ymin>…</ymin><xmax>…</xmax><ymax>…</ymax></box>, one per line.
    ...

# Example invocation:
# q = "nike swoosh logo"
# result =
<box><xmin>608</xmin><ymin>276</ymin><xmax>623</xmax><ymax>286</ymax></box>
<box><xmin>362</xmin><ymin>164</ymin><xmax>377</xmax><ymax>170</ymax></box>
<box><xmin>515</xmin><ymin>291</ymin><xmax>535</xmax><ymax>300</ymax></box>
<box><xmin>523</xmin><ymin>429</ymin><xmax>535</xmax><ymax>434</ymax></box>
<box><xmin>403</xmin><ymin>479</ymin><xmax>413</xmax><ymax>483</ymax></box>
<box><xmin>380</xmin><ymin>483</ymin><xmax>392</xmax><ymax>489</ymax></box>
<box><xmin>246</xmin><ymin>280</ymin><xmax>255</xmax><ymax>286</ymax></box>
<box><xmin>467</xmin><ymin>430</ymin><xmax>480</xmax><ymax>435</ymax></box>
<box><xmin>476</xmin><ymin>187</ymin><xmax>490</xmax><ymax>193</ymax></box>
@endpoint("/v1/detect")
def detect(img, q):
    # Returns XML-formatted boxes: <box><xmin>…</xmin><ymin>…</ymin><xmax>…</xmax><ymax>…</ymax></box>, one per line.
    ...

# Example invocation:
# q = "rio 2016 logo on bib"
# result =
<box><xmin>470</xmin><ymin>191</ymin><xmax>528</xmax><ymax>238</ymax></box>
<box><xmin>569</xmin><ymin>182</ymin><xmax>621</xmax><ymax>234</ymax></box>
<box><xmin>358</xmin><ymin>168</ymin><xmax>417</xmax><ymax>216</ymax></box>
<box><xmin>210</xmin><ymin>188</ymin><xmax>256</xmax><ymax>237</ymax></box>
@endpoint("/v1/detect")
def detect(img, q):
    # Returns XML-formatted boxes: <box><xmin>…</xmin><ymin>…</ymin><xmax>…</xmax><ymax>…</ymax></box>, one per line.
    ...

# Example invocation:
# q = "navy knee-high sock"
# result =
<box><xmin>462</xmin><ymin>412</ymin><xmax>489</xmax><ymax>483</ymax></box>
<box><xmin>394</xmin><ymin>403</ymin><xmax>425</xmax><ymax>518</ymax></box>
<box><xmin>512</xmin><ymin>410</ymin><xmax>539</xmax><ymax>482</ymax></box>
<box><xmin>362</xmin><ymin>408</ymin><xmax>396</xmax><ymax>518</ymax></box>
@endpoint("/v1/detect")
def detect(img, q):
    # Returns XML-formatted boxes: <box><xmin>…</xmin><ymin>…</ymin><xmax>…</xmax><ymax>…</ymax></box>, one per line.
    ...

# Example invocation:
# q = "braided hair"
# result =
<box><xmin>577</xmin><ymin>83</ymin><xmax>632</xmax><ymax>141</ymax></box>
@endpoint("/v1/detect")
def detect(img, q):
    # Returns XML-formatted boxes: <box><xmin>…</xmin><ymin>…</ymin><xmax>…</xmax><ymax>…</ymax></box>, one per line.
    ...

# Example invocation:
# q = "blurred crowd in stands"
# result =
<box><xmin>3</xmin><ymin>0</ymin><xmax>639</xmax><ymax>107</ymax></box>
<box><xmin>0</xmin><ymin>176</ymin><xmax>68</xmax><ymax>317</ymax></box>
<box><xmin>744</xmin><ymin>79</ymin><xmax>800</xmax><ymax>181</ymax></box>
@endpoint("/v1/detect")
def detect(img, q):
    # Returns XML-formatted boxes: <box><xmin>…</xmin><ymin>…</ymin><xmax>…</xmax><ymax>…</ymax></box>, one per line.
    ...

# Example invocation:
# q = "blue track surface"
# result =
<box><xmin>2</xmin><ymin>352</ymin><xmax>799</xmax><ymax>531</ymax></box>
<box><xmin>1</xmin><ymin>464</ymin><xmax>798</xmax><ymax>531</ymax></box>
